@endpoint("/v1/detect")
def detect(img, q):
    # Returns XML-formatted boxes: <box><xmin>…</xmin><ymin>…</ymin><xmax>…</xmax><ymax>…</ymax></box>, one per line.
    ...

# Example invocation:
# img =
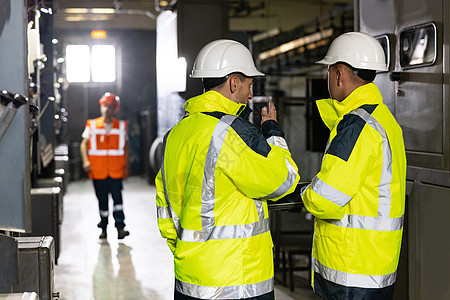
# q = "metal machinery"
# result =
<box><xmin>1</xmin><ymin>0</ymin><xmax>65</xmax><ymax>299</ymax></box>
<box><xmin>356</xmin><ymin>0</ymin><xmax>450</xmax><ymax>299</ymax></box>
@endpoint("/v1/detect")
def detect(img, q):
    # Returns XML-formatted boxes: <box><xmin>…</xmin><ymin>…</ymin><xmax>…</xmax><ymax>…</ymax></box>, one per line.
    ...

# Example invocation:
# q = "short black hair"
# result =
<box><xmin>202</xmin><ymin>73</ymin><xmax>248</xmax><ymax>90</ymax></box>
<box><xmin>338</xmin><ymin>62</ymin><xmax>376</xmax><ymax>82</ymax></box>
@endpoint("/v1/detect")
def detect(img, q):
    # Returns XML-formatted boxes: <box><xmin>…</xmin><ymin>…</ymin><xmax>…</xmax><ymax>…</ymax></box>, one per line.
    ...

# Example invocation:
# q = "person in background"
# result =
<box><xmin>155</xmin><ymin>39</ymin><xmax>300</xmax><ymax>300</ymax></box>
<box><xmin>80</xmin><ymin>92</ymin><xmax>130</xmax><ymax>240</ymax></box>
<box><xmin>300</xmin><ymin>32</ymin><xmax>407</xmax><ymax>299</ymax></box>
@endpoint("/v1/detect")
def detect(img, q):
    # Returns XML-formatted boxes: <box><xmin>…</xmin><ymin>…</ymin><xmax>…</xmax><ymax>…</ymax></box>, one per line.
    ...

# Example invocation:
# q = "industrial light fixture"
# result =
<box><xmin>91</xmin><ymin>30</ymin><xmax>107</xmax><ymax>39</ymax></box>
<box><xmin>252</xmin><ymin>28</ymin><xmax>280</xmax><ymax>43</ymax></box>
<box><xmin>258</xmin><ymin>28</ymin><xmax>334</xmax><ymax>61</ymax></box>
<box><xmin>62</xmin><ymin>6</ymin><xmax>156</xmax><ymax>20</ymax></box>
<box><xmin>155</xmin><ymin>0</ymin><xmax>177</xmax><ymax>11</ymax></box>
<box><xmin>64</xmin><ymin>8</ymin><xmax>115</xmax><ymax>14</ymax></box>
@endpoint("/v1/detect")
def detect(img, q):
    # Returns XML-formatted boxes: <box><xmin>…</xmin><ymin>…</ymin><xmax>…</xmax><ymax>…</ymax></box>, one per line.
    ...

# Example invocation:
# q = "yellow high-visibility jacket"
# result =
<box><xmin>156</xmin><ymin>91</ymin><xmax>299</xmax><ymax>299</ymax></box>
<box><xmin>301</xmin><ymin>83</ymin><xmax>407</xmax><ymax>296</ymax></box>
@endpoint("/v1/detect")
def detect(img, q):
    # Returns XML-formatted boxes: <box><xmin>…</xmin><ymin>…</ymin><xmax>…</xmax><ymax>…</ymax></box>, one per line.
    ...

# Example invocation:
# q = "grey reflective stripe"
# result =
<box><xmin>300</xmin><ymin>183</ymin><xmax>311</xmax><ymax>198</ymax></box>
<box><xmin>180</xmin><ymin>218</ymin><xmax>270</xmax><ymax>242</ymax></box>
<box><xmin>324</xmin><ymin>214</ymin><xmax>404</xmax><ymax>231</ymax></box>
<box><xmin>201</xmin><ymin>115</ymin><xmax>235</xmax><ymax>233</ymax></box>
<box><xmin>100</xmin><ymin>210</ymin><xmax>109</xmax><ymax>217</ymax></box>
<box><xmin>255</xmin><ymin>200</ymin><xmax>264</xmax><ymax>221</ymax></box>
<box><xmin>157</xmin><ymin>205</ymin><xmax>171</xmax><ymax>219</ymax></box>
<box><xmin>266</xmin><ymin>136</ymin><xmax>289</xmax><ymax>151</ymax></box>
<box><xmin>176</xmin><ymin>277</ymin><xmax>273</xmax><ymax>299</ymax></box>
<box><xmin>160</xmin><ymin>130</ymin><xmax>181</xmax><ymax>235</ymax></box>
<box><xmin>311</xmin><ymin>176</ymin><xmax>352</xmax><ymax>207</ymax></box>
<box><xmin>259</xmin><ymin>158</ymin><xmax>297</xmax><ymax>200</ymax></box>
<box><xmin>113</xmin><ymin>204</ymin><xmax>123</xmax><ymax>211</ymax></box>
<box><xmin>312</xmin><ymin>257</ymin><xmax>397</xmax><ymax>289</ymax></box>
<box><xmin>350</xmin><ymin>108</ymin><xmax>393</xmax><ymax>218</ymax></box>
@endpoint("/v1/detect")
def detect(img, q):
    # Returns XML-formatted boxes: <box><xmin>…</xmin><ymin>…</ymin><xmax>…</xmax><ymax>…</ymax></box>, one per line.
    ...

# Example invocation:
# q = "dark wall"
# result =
<box><xmin>55</xmin><ymin>29</ymin><xmax>157</xmax><ymax>176</ymax></box>
<box><xmin>177</xmin><ymin>0</ymin><xmax>229</xmax><ymax>100</ymax></box>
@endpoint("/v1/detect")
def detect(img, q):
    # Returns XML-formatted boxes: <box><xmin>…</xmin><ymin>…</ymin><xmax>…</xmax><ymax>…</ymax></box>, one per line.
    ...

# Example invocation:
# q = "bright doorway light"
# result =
<box><xmin>92</xmin><ymin>45</ymin><xmax>116</xmax><ymax>82</ymax></box>
<box><xmin>66</xmin><ymin>45</ymin><xmax>90</xmax><ymax>82</ymax></box>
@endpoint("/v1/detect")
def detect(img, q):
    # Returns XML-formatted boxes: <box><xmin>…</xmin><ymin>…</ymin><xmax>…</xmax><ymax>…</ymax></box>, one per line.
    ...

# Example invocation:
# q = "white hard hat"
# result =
<box><xmin>191</xmin><ymin>39</ymin><xmax>264</xmax><ymax>78</ymax></box>
<box><xmin>316</xmin><ymin>32</ymin><xmax>388</xmax><ymax>71</ymax></box>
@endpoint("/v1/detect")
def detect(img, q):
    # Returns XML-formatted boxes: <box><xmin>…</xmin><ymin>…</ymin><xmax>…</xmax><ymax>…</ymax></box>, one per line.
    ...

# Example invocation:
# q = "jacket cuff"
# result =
<box><xmin>261</xmin><ymin>120</ymin><xmax>285</xmax><ymax>139</ymax></box>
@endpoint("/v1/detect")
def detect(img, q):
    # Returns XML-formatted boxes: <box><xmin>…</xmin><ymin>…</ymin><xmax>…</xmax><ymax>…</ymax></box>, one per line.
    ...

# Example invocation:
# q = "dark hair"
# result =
<box><xmin>337</xmin><ymin>62</ymin><xmax>376</xmax><ymax>82</ymax></box>
<box><xmin>202</xmin><ymin>73</ymin><xmax>248</xmax><ymax>90</ymax></box>
<box><xmin>351</xmin><ymin>68</ymin><xmax>376</xmax><ymax>82</ymax></box>
<box><xmin>202</xmin><ymin>76</ymin><xmax>229</xmax><ymax>90</ymax></box>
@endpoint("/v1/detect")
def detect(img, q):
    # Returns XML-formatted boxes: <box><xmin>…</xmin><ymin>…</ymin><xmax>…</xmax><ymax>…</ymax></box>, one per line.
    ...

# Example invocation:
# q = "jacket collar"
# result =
<box><xmin>316</xmin><ymin>83</ymin><xmax>383</xmax><ymax>130</ymax></box>
<box><xmin>184</xmin><ymin>91</ymin><xmax>247</xmax><ymax>117</ymax></box>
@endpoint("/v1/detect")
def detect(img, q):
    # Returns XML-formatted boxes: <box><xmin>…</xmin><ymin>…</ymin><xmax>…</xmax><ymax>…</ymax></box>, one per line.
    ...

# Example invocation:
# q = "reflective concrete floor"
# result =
<box><xmin>55</xmin><ymin>176</ymin><xmax>320</xmax><ymax>300</ymax></box>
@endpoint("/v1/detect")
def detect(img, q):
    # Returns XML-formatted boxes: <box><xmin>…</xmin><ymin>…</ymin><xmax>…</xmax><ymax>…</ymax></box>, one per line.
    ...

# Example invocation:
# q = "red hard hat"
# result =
<box><xmin>99</xmin><ymin>92</ymin><xmax>120</xmax><ymax>111</ymax></box>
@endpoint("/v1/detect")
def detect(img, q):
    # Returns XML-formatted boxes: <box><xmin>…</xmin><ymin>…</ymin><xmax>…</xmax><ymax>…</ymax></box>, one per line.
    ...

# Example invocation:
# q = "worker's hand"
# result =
<box><xmin>261</xmin><ymin>101</ymin><xmax>277</xmax><ymax>124</ymax></box>
<box><xmin>82</xmin><ymin>161</ymin><xmax>91</xmax><ymax>173</ymax></box>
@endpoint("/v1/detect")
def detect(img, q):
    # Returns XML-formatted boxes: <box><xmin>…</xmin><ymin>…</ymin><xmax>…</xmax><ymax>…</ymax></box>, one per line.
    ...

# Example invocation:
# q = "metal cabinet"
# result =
<box><xmin>24</xmin><ymin>188</ymin><xmax>62</xmax><ymax>263</ymax></box>
<box><xmin>12</xmin><ymin>236</ymin><xmax>56</xmax><ymax>300</ymax></box>
<box><xmin>359</xmin><ymin>0</ymin><xmax>449</xmax><ymax>170</ymax></box>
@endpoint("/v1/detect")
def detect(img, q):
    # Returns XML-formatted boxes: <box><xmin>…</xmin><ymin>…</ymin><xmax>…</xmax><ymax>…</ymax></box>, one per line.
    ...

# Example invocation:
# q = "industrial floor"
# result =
<box><xmin>55</xmin><ymin>176</ymin><xmax>320</xmax><ymax>300</ymax></box>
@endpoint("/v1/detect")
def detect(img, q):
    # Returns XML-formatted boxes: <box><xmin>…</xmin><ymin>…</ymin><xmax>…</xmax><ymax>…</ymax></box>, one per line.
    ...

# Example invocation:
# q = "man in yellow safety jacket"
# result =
<box><xmin>80</xmin><ymin>92</ymin><xmax>130</xmax><ymax>240</ymax></box>
<box><xmin>300</xmin><ymin>32</ymin><xmax>407</xmax><ymax>299</ymax></box>
<box><xmin>155</xmin><ymin>39</ymin><xmax>300</xmax><ymax>300</ymax></box>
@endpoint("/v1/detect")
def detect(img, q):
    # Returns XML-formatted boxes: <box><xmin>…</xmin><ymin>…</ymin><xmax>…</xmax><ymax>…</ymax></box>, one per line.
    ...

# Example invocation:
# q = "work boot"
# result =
<box><xmin>99</xmin><ymin>228</ymin><xmax>107</xmax><ymax>239</ymax></box>
<box><xmin>117</xmin><ymin>228</ymin><xmax>130</xmax><ymax>239</ymax></box>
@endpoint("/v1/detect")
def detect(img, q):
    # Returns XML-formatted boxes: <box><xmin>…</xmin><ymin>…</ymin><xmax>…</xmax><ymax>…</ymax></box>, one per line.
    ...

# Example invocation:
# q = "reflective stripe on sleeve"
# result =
<box><xmin>312</xmin><ymin>257</ymin><xmax>397</xmax><ymax>289</ymax></box>
<box><xmin>160</xmin><ymin>130</ymin><xmax>181</xmax><ymax>235</ymax></box>
<box><xmin>266</xmin><ymin>136</ymin><xmax>289</xmax><ymax>151</ymax></box>
<box><xmin>157</xmin><ymin>205</ymin><xmax>172</xmax><ymax>219</ymax></box>
<box><xmin>175</xmin><ymin>277</ymin><xmax>274</xmax><ymax>299</ymax></box>
<box><xmin>255</xmin><ymin>200</ymin><xmax>264</xmax><ymax>221</ymax></box>
<box><xmin>311</xmin><ymin>176</ymin><xmax>352</xmax><ymax>207</ymax></box>
<box><xmin>259</xmin><ymin>158</ymin><xmax>297</xmax><ymax>199</ymax></box>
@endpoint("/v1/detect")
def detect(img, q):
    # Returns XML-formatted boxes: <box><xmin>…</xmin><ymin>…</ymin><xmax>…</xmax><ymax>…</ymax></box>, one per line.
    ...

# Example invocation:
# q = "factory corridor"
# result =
<box><xmin>54</xmin><ymin>176</ymin><xmax>173</xmax><ymax>299</ymax></box>
<box><xmin>54</xmin><ymin>176</ymin><xmax>314</xmax><ymax>300</ymax></box>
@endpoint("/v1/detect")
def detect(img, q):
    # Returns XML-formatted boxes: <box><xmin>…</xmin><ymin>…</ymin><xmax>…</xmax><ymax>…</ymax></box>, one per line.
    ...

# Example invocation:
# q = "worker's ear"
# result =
<box><xmin>229</xmin><ymin>75</ymin><xmax>239</xmax><ymax>93</ymax></box>
<box><xmin>336</xmin><ymin>69</ymin><xmax>342</xmax><ymax>87</ymax></box>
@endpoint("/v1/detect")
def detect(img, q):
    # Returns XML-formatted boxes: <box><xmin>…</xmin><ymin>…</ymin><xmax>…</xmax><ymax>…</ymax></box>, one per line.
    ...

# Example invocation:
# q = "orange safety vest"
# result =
<box><xmin>86</xmin><ymin>117</ymin><xmax>127</xmax><ymax>179</ymax></box>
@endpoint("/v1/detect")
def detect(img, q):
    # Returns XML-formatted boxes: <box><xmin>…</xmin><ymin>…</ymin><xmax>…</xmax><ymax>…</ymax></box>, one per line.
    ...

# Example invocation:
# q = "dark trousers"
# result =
<box><xmin>174</xmin><ymin>290</ymin><xmax>275</xmax><ymax>300</ymax></box>
<box><xmin>93</xmin><ymin>177</ymin><xmax>126</xmax><ymax>229</ymax></box>
<box><xmin>314</xmin><ymin>272</ymin><xmax>395</xmax><ymax>300</ymax></box>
